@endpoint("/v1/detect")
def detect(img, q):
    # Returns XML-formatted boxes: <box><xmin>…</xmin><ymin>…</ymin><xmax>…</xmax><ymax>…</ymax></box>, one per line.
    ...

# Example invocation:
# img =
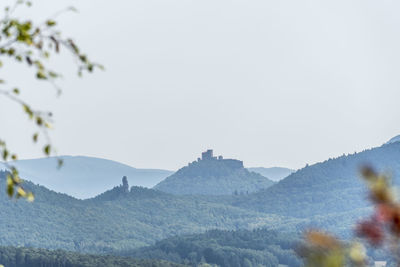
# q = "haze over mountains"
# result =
<box><xmin>1</xmin><ymin>137</ymin><xmax>400</xmax><ymax>265</ymax></box>
<box><xmin>247</xmin><ymin>167</ymin><xmax>294</xmax><ymax>182</ymax></box>
<box><xmin>0</xmin><ymin>156</ymin><xmax>173</xmax><ymax>199</ymax></box>
<box><xmin>0</xmin><ymin>153</ymin><xmax>292</xmax><ymax>199</ymax></box>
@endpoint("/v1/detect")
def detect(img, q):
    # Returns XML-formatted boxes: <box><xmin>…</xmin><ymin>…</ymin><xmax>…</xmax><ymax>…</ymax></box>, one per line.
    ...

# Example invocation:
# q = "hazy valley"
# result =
<box><xmin>1</xmin><ymin>137</ymin><xmax>400</xmax><ymax>266</ymax></box>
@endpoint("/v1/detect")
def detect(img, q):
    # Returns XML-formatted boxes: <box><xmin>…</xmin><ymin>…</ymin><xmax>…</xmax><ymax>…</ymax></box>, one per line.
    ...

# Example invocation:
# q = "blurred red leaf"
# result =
<box><xmin>356</xmin><ymin>219</ymin><xmax>383</xmax><ymax>246</ymax></box>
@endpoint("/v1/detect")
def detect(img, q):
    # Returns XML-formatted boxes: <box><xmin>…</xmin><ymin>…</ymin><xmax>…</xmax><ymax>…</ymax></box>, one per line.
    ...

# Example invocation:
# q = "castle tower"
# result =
<box><xmin>122</xmin><ymin>176</ymin><xmax>129</xmax><ymax>193</ymax></box>
<box><xmin>201</xmin><ymin>149</ymin><xmax>213</xmax><ymax>160</ymax></box>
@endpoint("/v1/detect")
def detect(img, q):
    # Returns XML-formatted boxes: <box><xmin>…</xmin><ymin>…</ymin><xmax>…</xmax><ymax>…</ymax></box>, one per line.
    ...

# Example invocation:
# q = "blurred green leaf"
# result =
<box><xmin>44</xmin><ymin>145</ymin><xmax>51</xmax><ymax>155</ymax></box>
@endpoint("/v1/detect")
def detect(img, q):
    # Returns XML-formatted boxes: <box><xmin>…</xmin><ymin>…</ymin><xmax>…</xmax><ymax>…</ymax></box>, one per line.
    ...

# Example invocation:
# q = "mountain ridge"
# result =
<box><xmin>386</xmin><ymin>135</ymin><xmax>400</xmax><ymax>145</ymax></box>
<box><xmin>0</xmin><ymin>156</ymin><xmax>173</xmax><ymax>199</ymax></box>
<box><xmin>231</xmin><ymin>141</ymin><xmax>400</xmax><ymax>218</ymax></box>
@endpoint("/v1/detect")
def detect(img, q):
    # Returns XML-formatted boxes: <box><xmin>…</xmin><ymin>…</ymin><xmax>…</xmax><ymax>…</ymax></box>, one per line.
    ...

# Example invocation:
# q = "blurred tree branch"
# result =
<box><xmin>299</xmin><ymin>167</ymin><xmax>400</xmax><ymax>266</ymax></box>
<box><xmin>0</xmin><ymin>0</ymin><xmax>102</xmax><ymax>201</ymax></box>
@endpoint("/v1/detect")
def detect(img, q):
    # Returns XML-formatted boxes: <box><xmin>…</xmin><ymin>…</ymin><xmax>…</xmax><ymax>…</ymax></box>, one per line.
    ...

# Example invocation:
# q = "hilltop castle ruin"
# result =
<box><xmin>188</xmin><ymin>149</ymin><xmax>244</xmax><ymax>169</ymax></box>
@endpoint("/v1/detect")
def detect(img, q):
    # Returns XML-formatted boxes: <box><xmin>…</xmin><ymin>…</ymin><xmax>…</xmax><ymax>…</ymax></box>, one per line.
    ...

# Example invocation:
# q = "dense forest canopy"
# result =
<box><xmin>124</xmin><ymin>228</ymin><xmax>301</xmax><ymax>267</ymax></box>
<box><xmin>0</xmin><ymin>246</ymin><xmax>186</xmax><ymax>267</ymax></box>
<box><xmin>1</xmin><ymin>141</ymin><xmax>400</xmax><ymax>266</ymax></box>
<box><xmin>0</xmin><ymin>171</ymin><xmax>296</xmax><ymax>252</ymax></box>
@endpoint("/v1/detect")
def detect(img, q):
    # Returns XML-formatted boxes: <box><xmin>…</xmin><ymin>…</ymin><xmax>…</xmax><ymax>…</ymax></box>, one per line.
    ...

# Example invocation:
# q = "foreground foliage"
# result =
<box><xmin>299</xmin><ymin>167</ymin><xmax>400</xmax><ymax>266</ymax></box>
<box><xmin>0</xmin><ymin>0</ymin><xmax>100</xmax><ymax>200</ymax></box>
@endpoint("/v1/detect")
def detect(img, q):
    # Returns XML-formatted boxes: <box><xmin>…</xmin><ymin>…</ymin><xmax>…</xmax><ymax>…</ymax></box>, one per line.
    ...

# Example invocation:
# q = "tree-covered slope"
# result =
<box><xmin>0</xmin><ymin>156</ymin><xmax>173</xmax><ymax>199</ymax></box>
<box><xmin>154</xmin><ymin>153</ymin><xmax>274</xmax><ymax>195</ymax></box>
<box><xmin>0</xmin><ymin>246</ymin><xmax>186</xmax><ymax>267</ymax></box>
<box><xmin>232</xmin><ymin>141</ymin><xmax>400</xmax><ymax>218</ymax></box>
<box><xmin>0</xmin><ymin>172</ymin><xmax>294</xmax><ymax>253</ymax></box>
<box><xmin>124</xmin><ymin>229</ymin><xmax>301</xmax><ymax>267</ymax></box>
<box><xmin>3</xmin><ymin>141</ymin><xmax>398</xmax><ymax>255</ymax></box>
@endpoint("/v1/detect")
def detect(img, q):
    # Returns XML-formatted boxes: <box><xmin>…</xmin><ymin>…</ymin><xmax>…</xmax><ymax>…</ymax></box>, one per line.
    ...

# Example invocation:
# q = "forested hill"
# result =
<box><xmin>0</xmin><ymin>171</ymin><xmax>294</xmax><ymax>253</ymax></box>
<box><xmin>3</xmin><ymin>142</ymin><xmax>399</xmax><ymax>255</ymax></box>
<box><xmin>232</xmin><ymin>141</ymin><xmax>400</xmax><ymax>218</ymax></box>
<box><xmin>0</xmin><ymin>246</ymin><xmax>186</xmax><ymax>267</ymax></box>
<box><xmin>154</xmin><ymin>151</ymin><xmax>274</xmax><ymax>195</ymax></box>
<box><xmin>124</xmin><ymin>228</ymin><xmax>301</xmax><ymax>267</ymax></box>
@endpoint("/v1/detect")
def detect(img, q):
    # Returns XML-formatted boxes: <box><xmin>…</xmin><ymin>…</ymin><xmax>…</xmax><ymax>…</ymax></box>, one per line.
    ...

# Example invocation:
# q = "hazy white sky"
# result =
<box><xmin>1</xmin><ymin>0</ymin><xmax>400</xmax><ymax>170</ymax></box>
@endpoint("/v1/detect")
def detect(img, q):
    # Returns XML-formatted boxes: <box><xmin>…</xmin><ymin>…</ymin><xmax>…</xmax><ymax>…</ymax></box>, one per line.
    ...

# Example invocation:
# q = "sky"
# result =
<box><xmin>1</xmin><ymin>0</ymin><xmax>400</xmax><ymax>170</ymax></box>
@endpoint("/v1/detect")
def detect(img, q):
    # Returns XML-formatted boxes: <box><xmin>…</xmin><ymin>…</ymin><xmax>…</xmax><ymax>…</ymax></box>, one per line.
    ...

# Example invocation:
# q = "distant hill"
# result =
<box><xmin>248</xmin><ymin>167</ymin><xmax>294</xmax><ymax>182</ymax></box>
<box><xmin>0</xmin><ymin>171</ymin><xmax>294</xmax><ymax>252</ymax></box>
<box><xmin>232</xmin><ymin>140</ymin><xmax>400</xmax><ymax>218</ymax></box>
<box><xmin>0</xmin><ymin>156</ymin><xmax>173</xmax><ymax>199</ymax></box>
<box><xmin>154</xmin><ymin>150</ymin><xmax>274</xmax><ymax>195</ymax></box>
